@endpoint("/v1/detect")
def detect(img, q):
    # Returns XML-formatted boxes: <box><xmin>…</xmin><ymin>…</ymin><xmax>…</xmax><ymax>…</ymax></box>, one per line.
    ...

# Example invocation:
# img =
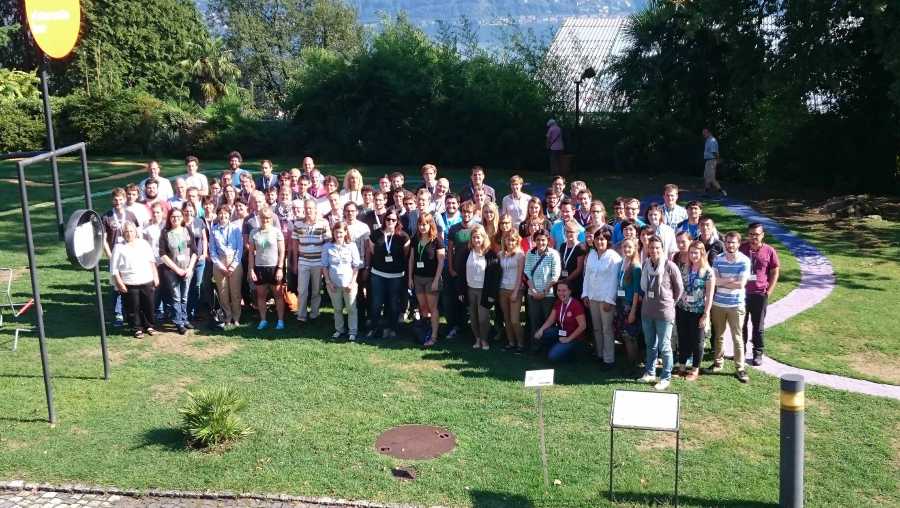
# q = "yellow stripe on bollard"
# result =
<box><xmin>780</xmin><ymin>390</ymin><xmax>805</xmax><ymax>412</ymax></box>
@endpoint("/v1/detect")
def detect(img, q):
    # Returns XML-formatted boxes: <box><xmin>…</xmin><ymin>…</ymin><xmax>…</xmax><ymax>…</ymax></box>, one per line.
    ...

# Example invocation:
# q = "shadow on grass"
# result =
<box><xmin>610</xmin><ymin>491</ymin><xmax>777</xmax><ymax>507</ymax></box>
<box><xmin>135</xmin><ymin>427</ymin><xmax>189</xmax><ymax>452</ymax></box>
<box><xmin>0</xmin><ymin>372</ymin><xmax>102</xmax><ymax>381</ymax></box>
<box><xmin>468</xmin><ymin>490</ymin><xmax>534</xmax><ymax>508</ymax></box>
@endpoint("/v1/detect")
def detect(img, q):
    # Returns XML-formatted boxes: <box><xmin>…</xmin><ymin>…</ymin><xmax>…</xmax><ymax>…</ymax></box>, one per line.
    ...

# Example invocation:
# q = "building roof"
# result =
<box><xmin>544</xmin><ymin>16</ymin><xmax>630</xmax><ymax>114</ymax></box>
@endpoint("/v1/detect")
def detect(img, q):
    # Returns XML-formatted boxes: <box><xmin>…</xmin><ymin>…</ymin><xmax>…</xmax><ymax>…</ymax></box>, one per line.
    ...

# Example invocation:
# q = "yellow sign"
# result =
<box><xmin>25</xmin><ymin>0</ymin><xmax>81</xmax><ymax>59</ymax></box>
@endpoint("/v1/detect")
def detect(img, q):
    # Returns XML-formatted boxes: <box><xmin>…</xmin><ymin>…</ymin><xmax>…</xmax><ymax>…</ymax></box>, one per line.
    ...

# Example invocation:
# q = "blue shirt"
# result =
<box><xmin>704</xmin><ymin>137</ymin><xmax>719</xmax><ymax>160</ymax></box>
<box><xmin>437</xmin><ymin>211</ymin><xmax>463</xmax><ymax>247</ymax></box>
<box><xmin>612</xmin><ymin>218</ymin><xmax>646</xmax><ymax>246</ymax></box>
<box><xmin>209</xmin><ymin>221</ymin><xmax>244</xmax><ymax>270</ymax></box>
<box><xmin>231</xmin><ymin>168</ymin><xmax>251</xmax><ymax>187</ymax></box>
<box><xmin>321</xmin><ymin>242</ymin><xmax>362</xmax><ymax>288</ymax></box>
<box><xmin>550</xmin><ymin>219</ymin><xmax>585</xmax><ymax>248</ymax></box>
<box><xmin>712</xmin><ymin>252</ymin><xmax>751</xmax><ymax>308</ymax></box>
<box><xmin>676</xmin><ymin>220</ymin><xmax>700</xmax><ymax>240</ymax></box>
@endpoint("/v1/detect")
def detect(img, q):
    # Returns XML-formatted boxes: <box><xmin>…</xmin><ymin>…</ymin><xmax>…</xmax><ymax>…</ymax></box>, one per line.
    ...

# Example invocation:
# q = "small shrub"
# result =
<box><xmin>0</xmin><ymin>98</ymin><xmax>46</xmax><ymax>152</ymax></box>
<box><xmin>178</xmin><ymin>385</ymin><xmax>253</xmax><ymax>449</ymax></box>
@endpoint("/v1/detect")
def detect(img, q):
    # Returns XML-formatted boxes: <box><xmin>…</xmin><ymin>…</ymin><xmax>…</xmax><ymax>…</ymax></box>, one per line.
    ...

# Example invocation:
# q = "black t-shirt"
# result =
<box><xmin>447</xmin><ymin>222</ymin><xmax>473</xmax><ymax>275</ymax></box>
<box><xmin>558</xmin><ymin>242</ymin><xmax>587</xmax><ymax>277</ymax></box>
<box><xmin>413</xmin><ymin>238</ymin><xmax>443</xmax><ymax>277</ymax></box>
<box><xmin>102</xmin><ymin>209</ymin><xmax>138</xmax><ymax>251</ymax></box>
<box><xmin>370</xmin><ymin>229</ymin><xmax>410</xmax><ymax>275</ymax></box>
<box><xmin>363</xmin><ymin>210</ymin><xmax>387</xmax><ymax>234</ymax></box>
<box><xmin>702</xmin><ymin>237</ymin><xmax>725</xmax><ymax>265</ymax></box>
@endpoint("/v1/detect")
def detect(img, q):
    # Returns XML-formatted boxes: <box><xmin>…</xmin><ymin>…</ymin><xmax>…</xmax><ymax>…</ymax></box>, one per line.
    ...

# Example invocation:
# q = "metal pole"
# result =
<box><xmin>574</xmin><ymin>80</ymin><xmax>581</xmax><ymax>156</ymax></box>
<box><xmin>17</xmin><ymin>162</ymin><xmax>57</xmax><ymax>424</ymax></box>
<box><xmin>40</xmin><ymin>59</ymin><xmax>64</xmax><ymax>240</ymax></box>
<box><xmin>536</xmin><ymin>387</ymin><xmax>549</xmax><ymax>489</ymax></box>
<box><xmin>608</xmin><ymin>427</ymin><xmax>614</xmax><ymax>501</ymax></box>
<box><xmin>675</xmin><ymin>430</ymin><xmax>680</xmax><ymax>508</ymax></box>
<box><xmin>780</xmin><ymin>374</ymin><xmax>805</xmax><ymax>507</ymax></box>
<box><xmin>80</xmin><ymin>146</ymin><xmax>109</xmax><ymax>380</ymax></box>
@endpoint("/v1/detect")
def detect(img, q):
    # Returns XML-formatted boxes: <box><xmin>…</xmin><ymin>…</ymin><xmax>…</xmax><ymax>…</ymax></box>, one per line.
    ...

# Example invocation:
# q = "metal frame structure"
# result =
<box><xmin>11</xmin><ymin>142</ymin><xmax>110</xmax><ymax>424</ymax></box>
<box><xmin>608</xmin><ymin>389</ymin><xmax>681</xmax><ymax>507</ymax></box>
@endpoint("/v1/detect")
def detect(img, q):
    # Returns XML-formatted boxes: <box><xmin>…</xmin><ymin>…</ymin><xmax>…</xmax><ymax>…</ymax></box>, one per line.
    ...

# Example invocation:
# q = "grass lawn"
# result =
<box><xmin>0</xmin><ymin>157</ymin><xmax>896</xmax><ymax>507</ymax></box>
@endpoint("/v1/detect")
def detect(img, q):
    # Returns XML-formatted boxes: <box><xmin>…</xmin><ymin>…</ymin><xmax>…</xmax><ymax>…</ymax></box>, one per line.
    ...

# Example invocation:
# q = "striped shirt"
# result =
<box><xmin>712</xmin><ymin>252</ymin><xmax>751</xmax><ymax>308</ymax></box>
<box><xmin>523</xmin><ymin>248</ymin><xmax>561</xmax><ymax>295</ymax></box>
<box><xmin>291</xmin><ymin>218</ymin><xmax>331</xmax><ymax>266</ymax></box>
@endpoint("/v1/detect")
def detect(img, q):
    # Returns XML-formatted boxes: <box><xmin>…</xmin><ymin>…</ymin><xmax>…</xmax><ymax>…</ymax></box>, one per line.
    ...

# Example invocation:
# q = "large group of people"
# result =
<box><xmin>106</xmin><ymin>152</ymin><xmax>779</xmax><ymax>391</ymax></box>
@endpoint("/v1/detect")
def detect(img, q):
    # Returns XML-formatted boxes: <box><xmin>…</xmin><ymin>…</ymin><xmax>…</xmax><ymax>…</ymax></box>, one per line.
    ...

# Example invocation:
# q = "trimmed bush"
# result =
<box><xmin>178</xmin><ymin>385</ymin><xmax>253</xmax><ymax>449</ymax></box>
<box><xmin>0</xmin><ymin>98</ymin><xmax>46</xmax><ymax>152</ymax></box>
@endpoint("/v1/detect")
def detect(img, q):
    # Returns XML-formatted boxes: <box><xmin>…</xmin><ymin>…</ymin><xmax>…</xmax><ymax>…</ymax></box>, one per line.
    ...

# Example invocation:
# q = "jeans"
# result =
<box><xmin>441</xmin><ymin>272</ymin><xmax>465</xmax><ymax>330</ymax></box>
<box><xmin>164</xmin><ymin>267</ymin><xmax>192</xmax><ymax>326</ymax></box>
<box><xmin>297</xmin><ymin>264</ymin><xmax>323</xmax><ymax>319</ymax></box>
<box><xmin>588</xmin><ymin>299</ymin><xmax>616</xmax><ymax>363</ymax></box>
<box><xmin>742</xmin><ymin>293</ymin><xmax>768</xmax><ymax>355</ymax></box>
<box><xmin>642</xmin><ymin>318</ymin><xmax>674</xmax><ymax>381</ymax></box>
<box><xmin>123</xmin><ymin>283</ymin><xmax>156</xmax><ymax>330</ymax></box>
<box><xmin>540</xmin><ymin>327</ymin><xmax>580</xmax><ymax>362</ymax></box>
<box><xmin>187</xmin><ymin>259</ymin><xmax>206</xmax><ymax>320</ymax></box>
<box><xmin>328</xmin><ymin>284</ymin><xmax>359</xmax><ymax>335</ymax></box>
<box><xmin>711</xmin><ymin>305</ymin><xmax>746</xmax><ymax>369</ymax></box>
<box><xmin>369</xmin><ymin>273</ymin><xmax>404</xmax><ymax>333</ymax></box>
<box><xmin>527</xmin><ymin>294</ymin><xmax>556</xmax><ymax>338</ymax></box>
<box><xmin>676</xmin><ymin>307</ymin><xmax>704</xmax><ymax>367</ymax></box>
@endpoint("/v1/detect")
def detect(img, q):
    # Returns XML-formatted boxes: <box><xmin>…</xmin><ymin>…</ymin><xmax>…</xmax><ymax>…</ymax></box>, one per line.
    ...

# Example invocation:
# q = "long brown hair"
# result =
<box><xmin>417</xmin><ymin>212</ymin><xmax>438</xmax><ymax>243</ymax></box>
<box><xmin>620</xmin><ymin>238</ymin><xmax>640</xmax><ymax>285</ymax></box>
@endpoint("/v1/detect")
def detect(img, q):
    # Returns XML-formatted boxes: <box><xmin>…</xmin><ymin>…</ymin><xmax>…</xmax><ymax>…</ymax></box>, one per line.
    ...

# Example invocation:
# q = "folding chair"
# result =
<box><xmin>0</xmin><ymin>267</ymin><xmax>33</xmax><ymax>351</ymax></box>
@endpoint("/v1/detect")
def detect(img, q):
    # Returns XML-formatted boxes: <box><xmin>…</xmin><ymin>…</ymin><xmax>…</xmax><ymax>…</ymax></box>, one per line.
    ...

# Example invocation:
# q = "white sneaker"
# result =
<box><xmin>638</xmin><ymin>374</ymin><xmax>656</xmax><ymax>384</ymax></box>
<box><xmin>332</xmin><ymin>331</ymin><xmax>343</xmax><ymax>339</ymax></box>
<box><xmin>348</xmin><ymin>334</ymin><xmax>356</xmax><ymax>342</ymax></box>
<box><xmin>654</xmin><ymin>379</ymin><xmax>671</xmax><ymax>391</ymax></box>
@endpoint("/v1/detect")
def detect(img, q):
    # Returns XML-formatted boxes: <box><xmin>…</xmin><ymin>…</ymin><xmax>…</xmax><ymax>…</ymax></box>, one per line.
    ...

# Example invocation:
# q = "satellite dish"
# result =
<box><xmin>64</xmin><ymin>209</ymin><xmax>104</xmax><ymax>270</ymax></box>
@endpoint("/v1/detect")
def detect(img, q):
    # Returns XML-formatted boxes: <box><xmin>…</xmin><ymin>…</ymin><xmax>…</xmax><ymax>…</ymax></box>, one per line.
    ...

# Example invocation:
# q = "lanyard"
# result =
<box><xmin>384</xmin><ymin>233</ymin><xmax>394</xmax><ymax>254</ymax></box>
<box><xmin>618</xmin><ymin>266</ymin><xmax>626</xmax><ymax>289</ymax></box>
<box><xmin>417</xmin><ymin>240</ymin><xmax>428</xmax><ymax>260</ymax></box>
<box><xmin>562</xmin><ymin>243</ymin><xmax>577</xmax><ymax>267</ymax></box>
<box><xmin>375</xmin><ymin>212</ymin><xmax>383</xmax><ymax>229</ymax></box>
<box><xmin>557</xmin><ymin>298</ymin><xmax>572</xmax><ymax>328</ymax></box>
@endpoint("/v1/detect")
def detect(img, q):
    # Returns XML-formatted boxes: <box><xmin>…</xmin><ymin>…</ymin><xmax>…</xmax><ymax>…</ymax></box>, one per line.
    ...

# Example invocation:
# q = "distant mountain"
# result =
<box><xmin>197</xmin><ymin>1</ymin><xmax>645</xmax><ymax>46</ymax></box>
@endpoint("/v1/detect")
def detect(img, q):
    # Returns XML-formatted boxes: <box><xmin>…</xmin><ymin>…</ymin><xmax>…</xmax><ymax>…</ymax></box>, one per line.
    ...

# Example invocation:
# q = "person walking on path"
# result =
<box><xmin>702</xmin><ymin>128</ymin><xmax>726</xmax><ymax>197</ymax></box>
<box><xmin>546</xmin><ymin>119</ymin><xmax>565</xmax><ymax>174</ymax></box>
<box><xmin>739</xmin><ymin>223</ymin><xmax>780</xmax><ymax>366</ymax></box>
<box><xmin>707</xmin><ymin>231</ymin><xmax>751</xmax><ymax>383</ymax></box>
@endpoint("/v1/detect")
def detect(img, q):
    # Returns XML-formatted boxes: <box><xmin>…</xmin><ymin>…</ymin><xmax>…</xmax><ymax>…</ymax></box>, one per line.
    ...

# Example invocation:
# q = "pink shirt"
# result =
<box><xmin>546</xmin><ymin>124</ymin><xmax>564</xmax><ymax>151</ymax></box>
<box><xmin>739</xmin><ymin>243</ymin><xmax>780</xmax><ymax>295</ymax></box>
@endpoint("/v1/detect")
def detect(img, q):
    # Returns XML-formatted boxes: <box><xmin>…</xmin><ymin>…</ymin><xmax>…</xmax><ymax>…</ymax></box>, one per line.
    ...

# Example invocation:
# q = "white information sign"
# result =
<box><xmin>524</xmin><ymin>369</ymin><xmax>554</xmax><ymax>388</ymax></box>
<box><xmin>610</xmin><ymin>390</ymin><xmax>680</xmax><ymax>431</ymax></box>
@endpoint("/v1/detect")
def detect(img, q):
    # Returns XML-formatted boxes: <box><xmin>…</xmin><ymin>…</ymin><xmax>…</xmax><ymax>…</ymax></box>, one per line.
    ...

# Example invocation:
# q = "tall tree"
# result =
<box><xmin>180</xmin><ymin>37</ymin><xmax>242</xmax><ymax>105</ymax></box>
<box><xmin>208</xmin><ymin>0</ymin><xmax>363</xmax><ymax>114</ymax></box>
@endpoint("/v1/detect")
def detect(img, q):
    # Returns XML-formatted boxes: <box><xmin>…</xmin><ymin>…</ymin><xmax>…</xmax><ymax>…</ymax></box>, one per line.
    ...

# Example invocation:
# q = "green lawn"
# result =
<box><xmin>0</xmin><ymin>158</ymin><xmax>897</xmax><ymax>507</ymax></box>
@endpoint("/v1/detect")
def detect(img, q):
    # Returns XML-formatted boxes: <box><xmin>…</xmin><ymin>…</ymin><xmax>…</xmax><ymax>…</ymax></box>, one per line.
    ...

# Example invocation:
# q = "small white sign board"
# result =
<box><xmin>610</xmin><ymin>390</ymin><xmax>680</xmax><ymax>431</ymax></box>
<box><xmin>524</xmin><ymin>369</ymin><xmax>554</xmax><ymax>388</ymax></box>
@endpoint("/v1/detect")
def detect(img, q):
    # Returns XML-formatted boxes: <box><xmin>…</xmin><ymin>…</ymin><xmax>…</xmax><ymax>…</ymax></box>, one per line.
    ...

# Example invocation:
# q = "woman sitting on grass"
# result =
<box><xmin>111</xmin><ymin>222</ymin><xmax>159</xmax><ymax>338</ymax></box>
<box><xmin>532</xmin><ymin>280</ymin><xmax>587</xmax><ymax>362</ymax></box>
<box><xmin>248</xmin><ymin>207</ymin><xmax>286</xmax><ymax>331</ymax></box>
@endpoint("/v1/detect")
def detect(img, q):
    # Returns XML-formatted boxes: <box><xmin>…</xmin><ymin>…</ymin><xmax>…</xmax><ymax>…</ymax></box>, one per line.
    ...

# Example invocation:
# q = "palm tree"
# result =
<box><xmin>180</xmin><ymin>38</ymin><xmax>241</xmax><ymax>105</ymax></box>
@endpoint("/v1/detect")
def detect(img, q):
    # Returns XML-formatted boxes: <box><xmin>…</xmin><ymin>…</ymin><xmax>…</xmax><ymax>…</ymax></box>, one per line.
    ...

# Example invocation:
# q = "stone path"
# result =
<box><xmin>0</xmin><ymin>482</ymin><xmax>397</xmax><ymax>508</ymax></box>
<box><xmin>690</xmin><ymin>197</ymin><xmax>900</xmax><ymax>400</ymax></box>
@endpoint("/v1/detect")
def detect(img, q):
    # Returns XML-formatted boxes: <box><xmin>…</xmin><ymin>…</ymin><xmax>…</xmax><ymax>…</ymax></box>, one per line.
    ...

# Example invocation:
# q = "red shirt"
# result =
<box><xmin>554</xmin><ymin>297</ymin><xmax>585</xmax><ymax>340</ymax></box>
<box><xmin>739</xmin><ymin>242</ymin><xmax>780</xmax><ymax>295</ymax></box>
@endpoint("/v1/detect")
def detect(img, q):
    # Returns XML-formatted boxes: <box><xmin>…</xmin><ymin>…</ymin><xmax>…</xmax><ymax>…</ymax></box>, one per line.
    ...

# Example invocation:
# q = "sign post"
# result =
<box><xmin>525</xmin><ymin>369</ymin><xmax>554</xmax><ymax>489</ymax></box>
<box><xmin>609</xmin><ymin>389</ymin><xmax>681</xmax><ymax>507</ymax></box>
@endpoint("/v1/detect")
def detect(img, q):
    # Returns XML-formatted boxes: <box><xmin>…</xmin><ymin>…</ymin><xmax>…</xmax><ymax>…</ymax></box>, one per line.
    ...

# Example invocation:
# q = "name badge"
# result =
<box><xmin>558</xmin><ymin>329</ymin><xmax>567</xmax><ymax>337</ymax></box>
<box><xmin>177</xmin><ymin>253</ymin><xmax>189</xmax><ymax>263</ymax></box>
<box><xmin>648</xmin><ymin>291</ymin><xmax>655</xmax><ymax>299</ymax></box>
<box><xmin>560</xmin><ymin>270</ymin><xmax>569</xmax><ymax>278</ymax></box>
<box><xmin>748</xmin><ymin>274</ymin><xmax>757</xmax><ymax>282</ymax></box>
<box><xmin>416</xmin><ymin>261</ymin><xmax>425</xmax><ymax>269</ymax></box>
<box><xmin>385</xmin><ymin>255</ymin><xmax>394</xmax><ymax>263</ymax></box>
<box><xmin>686</xmin><ymin>295</ymin><xmax>696</xmax><ymax>303</ymax></box>
<box><xmin>617</xmin><ymin>289</ymin><xmax>626</xmax><ymax>297</ymax></box>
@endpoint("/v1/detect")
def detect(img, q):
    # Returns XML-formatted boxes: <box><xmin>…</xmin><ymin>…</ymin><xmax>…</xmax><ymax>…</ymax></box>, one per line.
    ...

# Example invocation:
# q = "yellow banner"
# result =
<box><xmin>26</xmin><ymin>0</ymin><xmax>81</xmax><ymax>59</ymax></box>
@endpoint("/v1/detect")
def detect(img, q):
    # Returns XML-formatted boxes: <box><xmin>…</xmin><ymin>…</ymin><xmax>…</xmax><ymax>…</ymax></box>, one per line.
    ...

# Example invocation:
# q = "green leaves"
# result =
<box><xmin>178</xmin><ymin>385</ymin><xmax>253</xmax><ymax>449</ymax></box>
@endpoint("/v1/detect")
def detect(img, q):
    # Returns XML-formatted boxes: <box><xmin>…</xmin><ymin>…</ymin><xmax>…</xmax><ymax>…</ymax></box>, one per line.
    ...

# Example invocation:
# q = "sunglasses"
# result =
<box><xmin>385</xmin><ymin>217</ymin><xmax>398</xmax><ymax>222</ymax></box>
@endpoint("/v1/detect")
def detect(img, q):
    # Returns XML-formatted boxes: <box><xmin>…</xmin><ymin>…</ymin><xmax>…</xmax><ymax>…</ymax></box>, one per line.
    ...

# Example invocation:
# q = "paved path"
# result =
<box><xmin>685</xmin><ymin>197</ymin><xmax>900</xmax><ymax>400</ymax></box>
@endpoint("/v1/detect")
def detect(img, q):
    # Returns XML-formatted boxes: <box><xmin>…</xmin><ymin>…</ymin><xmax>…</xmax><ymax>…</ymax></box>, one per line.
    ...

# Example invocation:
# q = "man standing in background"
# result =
<box><xmin>546</xmin><ymin>119</ymin><xmax>564</xmax><ymax>174</ymax></box>
<box><xmin>702</xmin><ymin>128</ymin><xmax>726</xmax><ymax>197</ymax></box>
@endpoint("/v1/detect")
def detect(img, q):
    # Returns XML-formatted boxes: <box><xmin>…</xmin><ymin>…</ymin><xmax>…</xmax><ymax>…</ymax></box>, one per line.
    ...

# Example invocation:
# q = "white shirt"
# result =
<box><xmin>316</xmin><ymin>197</ymin><xmax>335</xmax><ymax>218</ymax></box>
<box><xmin>655</xmin><ymin>223</ymin><xmax>678</xmax><ymax>256</ymax></box>
<box><xmin>582</xmin><ymin>248</ymin><xmax>623</xmax><ymax>304</ymax></box>
<box><xmin>126</xmin><ymin>203</ymin><xmax>150</xmax><ymax>229</ymax></box>
<box><xmin>347</xmin><ymin>220</ymin><xmax>371</xmax><ymax>267</ymax></box>
<box><xmin>466</xmin><ymin>251</ymin><xmax>487</xmax><ymax>289</ymax></box>
<box><xmin>139</xmin><ymin>176</ymin><xmax>174</xmax><ymax>201</ymax></box>
<box><xmin>182</xmin><ymin>172</ymin><xmax>209</xmax><ymax>195</ymax></box>
<box><xmin>339</xmin><ymin>189</ymin><xmax>364</xmax><ymax>206</ymax></box>
<box><xmin>502</xmin><ymin>193</ymin><xmax>532</xmax><ymax>228</ymax></box>
<box><xmin>110</xmin><ymin>239</ymin><xmax>156</xmax><ymax>286</ymax></box>
<box><xmin>142</xmin><ymin>222</ymin><xmax>164</xmax><ymax>264</ymax></box>
<box><xmin>499</xmin><ymin>252</ymin><xmax>524</xmax><ymax>290</ymax></box>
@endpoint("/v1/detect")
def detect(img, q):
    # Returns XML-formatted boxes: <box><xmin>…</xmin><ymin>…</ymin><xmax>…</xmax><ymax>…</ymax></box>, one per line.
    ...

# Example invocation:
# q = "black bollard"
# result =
<box><xmin>780</xmin><ymin>374</ymin><xmax>804</xmax><ymax>507</ymax></box>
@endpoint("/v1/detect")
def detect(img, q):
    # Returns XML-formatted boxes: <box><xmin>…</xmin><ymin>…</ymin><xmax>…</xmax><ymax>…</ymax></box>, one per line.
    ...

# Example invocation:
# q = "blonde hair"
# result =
<box><xmin>688</xmin><ymin>240</ymin><xmax>712</xmax><ymax>275</ymax></box>
<box><xmin>510</xmin><ymin>174</ymin><xmax>524</xmax><ymax>185</ymax></box>
<box><xmin>343</xmin><ymin>168</ymin><xmax>363</xmax><ymax>192</ymax></box>
<box><xmin>501</xmin><ymin>230</ymin><xmax>522</xmax><ymax>256</ymax></box>
<box><xmin>468</xmin><ymin>224</ymin><xmax>492</xmax><ymax>252</ymax></box>
<box><xmin>482</xmin><ymin>202</ymin><xmax>500</xmax><ymax>238</ymax></box>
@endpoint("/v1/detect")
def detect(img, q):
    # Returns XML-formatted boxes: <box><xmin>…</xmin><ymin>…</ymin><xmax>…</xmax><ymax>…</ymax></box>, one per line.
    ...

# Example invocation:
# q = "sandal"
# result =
<box><xmin>146</xmin><ymin>327</ymin><xmax>156</xmax><ymax>336</ymax></box>
<box><xmin>133</xmin><ymin>330</ymin><xmax>144</xmax><ymax>339</ymax></box>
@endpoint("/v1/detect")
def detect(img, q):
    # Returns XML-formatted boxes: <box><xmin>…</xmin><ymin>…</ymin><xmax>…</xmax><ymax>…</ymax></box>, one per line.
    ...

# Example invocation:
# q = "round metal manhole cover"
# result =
<box><xmin>374</xmin><ymin>425</ymin><xmax>456</xmax><ymax>460</ymax></box>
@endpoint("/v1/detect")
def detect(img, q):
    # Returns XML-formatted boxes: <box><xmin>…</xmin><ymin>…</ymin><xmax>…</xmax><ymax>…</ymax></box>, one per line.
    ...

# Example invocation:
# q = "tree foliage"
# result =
<box><xmin>180</xmin><ymin>38</ymin><xmax>242</xmax><ymax>106</ymax></box>
<box><xmin>287</xmin><ymin>16</ymin><xmax>550</xmax><ymax>168</ymax></box>
<box><xmin>208</xmin><ymin>0</ymin><xmax>363</xmax><ymax>114</ymax></box>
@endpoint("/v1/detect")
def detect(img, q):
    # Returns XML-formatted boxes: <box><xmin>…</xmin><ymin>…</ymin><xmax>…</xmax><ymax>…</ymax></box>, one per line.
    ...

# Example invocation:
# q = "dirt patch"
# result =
<box><xmin>1</xmin><ymin>439</ymin><xmax>28</xmax><ymax>451</ymax></box>
<box><xmin>393</xmin><ymin>379</ymin><xmax>421</xmax><ymax>398</ymax></box>
<box><xmin>367</xmin><ymin>353</ymin><xmax>446</xmax><ymax>374</ymax></box>
<box><xmin>844</xmin><ymin>351</ymin><xmax>900</xmax><ymax>385</ymax></box>
<box><xmin>151</xmin><ymin>376</ymin><xmax>197</xmax><ymax>404</ymax></box>
<box><xmin>145</xmin><ymin>332</ymin><xmax>240</xmax><ymax>361</ymax></box>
